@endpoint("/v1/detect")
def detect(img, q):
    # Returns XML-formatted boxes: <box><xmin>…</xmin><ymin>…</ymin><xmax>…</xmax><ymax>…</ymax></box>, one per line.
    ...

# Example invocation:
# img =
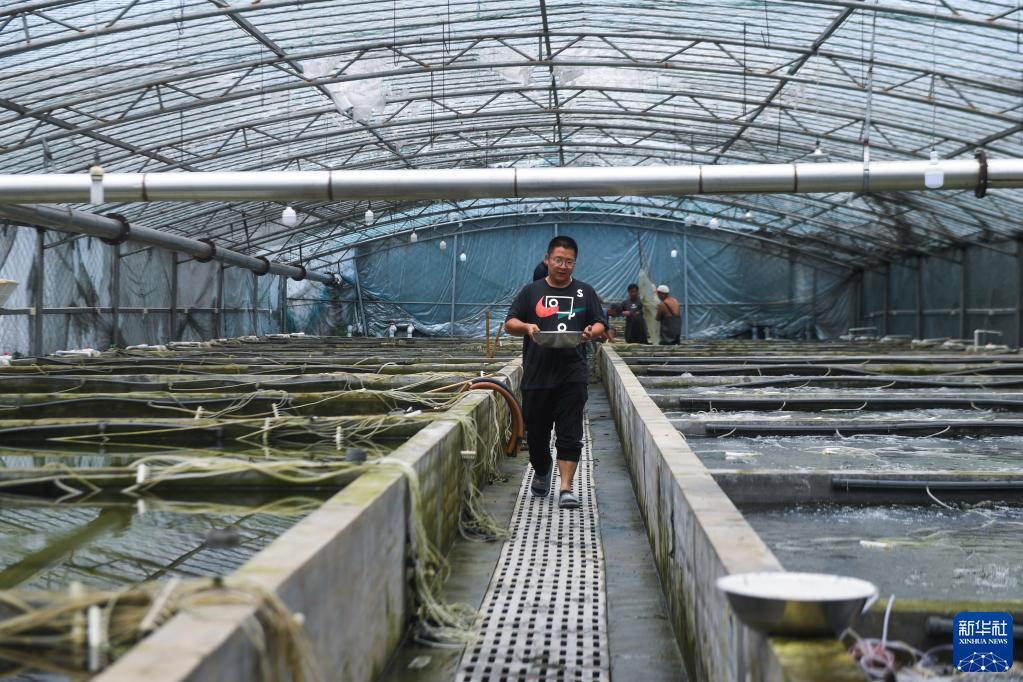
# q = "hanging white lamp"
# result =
<box><xmin>364</xmin><ymin>205</ymin><xmax>375</xmax><ymax>226</ymax></box>
<box><xmin>670</xmin><ymin>249</ymin><xmax>678</xmax><ymax>259</ymax></box>
<box><xmin>708</xmin><ymin>217</ymin><xmax>720</xmax><ymax>228</ymax></box>
<box><xmin>924</xmin><ymin>149</ymin><xmax>944</xmax><ymax>189</ymax></box>
<box><xmin>439</xmin><ymin>240</ymin><xmax>447</xmax><ymax>251</ymax></box>
<box><xmin>459</xmin><ymin>252</ymin><xmax>467</xmax><ymax>263</ymax></box>
<box><xmin>281</xmin><ymin>206</ymin><xmax>297</xmax><ymax>227</ymax></box>
<box><xmin>812</xmin><ymin>139</ymin><xmax>825</xmax><ymax>157</ymax></box>
<box><xmin>743</xmin><ymin>210</ymin><xmax>753</xmax><ymax>220</ymax></box>
<box><xmin>410</xmin><ymin>230</ymin><xmax>418</xmax><ymax>243</ymax></box>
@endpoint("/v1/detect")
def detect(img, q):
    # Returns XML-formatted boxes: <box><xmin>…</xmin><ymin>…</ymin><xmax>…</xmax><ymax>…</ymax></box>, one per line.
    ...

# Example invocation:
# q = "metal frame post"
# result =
<box><xmin>882</xmin><ymin>262</ymin><xmax>891</xmax><ymax>337</ymax></box>
<box><xmin>169</xmin><ymin>252</ymin><xmax>179</xmax><ymax>341</ymax></box>
<box><xmin>110</xmin><ymin>242</ymin><xmax>121</xmax><ymax>348</ymax></box>
<box><xmin>959</xmin><ymin>246</ymin><xmax>968</xmax><ymax>340</ymax></box>
<box><xmin>682</xmin><ymin>230</ymin><xmax>690</xmax><ymax>339</ymax></box>
<box><xmin>1017</xmin><ymin>238</ymin><xmax>1023</xmax><ymax>348</ymax></box>
<box><xmin>251</xmin><ymin>270</ymin><xmax>259</xmax><ymax>336</ymax></box>
<box><xmin>811</xmin><ymin>267</ymin><xmax>818</xmax><ymax>339</ymax></box>
<box><xmin>450</xmin><ymin>233</ymin><xmax>458</xmax><ymax>337</ymax></box>
<box><xmin>852</xmin><ymin>268</ymin><xmax>863</xmax><ymax>330</ymax></box>
<box><xmin>352</xmin><ymin>260</ymin><xmax>366</xmax><ymax>334</ymax></box>
<box><xmin>278</xmin><ymin>275</ymin><xmax>288</xmax><ymax>334</ymax></box>
<box><xmin>915</xmin><ymin>255</ymin><xmax>924</xmax><ymax>339</ymax></box>
<box><xmin>30</xmin><ymin>228</ymin><xmax>44</xmax><ymax>357</ymax></box>
<box><xmin>215</xmin><ymin>263</ymin><xmax>225</xmax><ymax>339</ymax></box>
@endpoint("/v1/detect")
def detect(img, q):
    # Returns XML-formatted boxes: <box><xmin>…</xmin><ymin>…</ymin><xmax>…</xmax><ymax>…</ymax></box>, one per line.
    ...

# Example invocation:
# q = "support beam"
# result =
<box><xmin>810</xmin><ymin>267</ymin><xmax>818</xmax><ymax>340</ymax></box>
<box><xmin>1017</xmin><ymin>239</ymin><xmax>1023</xmax><ymax>349</ymax></box>
<box><xmin>882</xmin><ymin>262</ymin><xmax>891</xmax><ymax>337</ymax></box>
<box><xmin>0</xmin><ymin>204</ymin><xmax>338</xmax><ymax>286</ymax></box>
<box><xmin>251</xmin><ymin>271</ymin><xmax>259</xmax><ymax>336</ymax></box>
<box><xmin>915</xmin><ymin>255</ymin><xmax>924</xmax><ymax>340</ymax></box>
<box><xmin>450</xmin><ymin>234</ymin><xmax>458</xmax><ymax>337</ymax></box>
<box><xmin>110</xmin><ymin>243</ymin><xmax>121</xmax><ymax>348</ymax></box>
<box><xmin>959</xmin><ymin>246</ymin><xmax>969</xmax><ymax>341</ymax></box>
<box><xmin>0</xmin><ymin>159</ymin><xmax>1019</xmax><ymax>204</ymax></box>
<box><xmin>352</xmin><ymin>262</ymin><xmax>366</xmax><ymax>335</ymax></box>
<box><xmin>169</xmin><ymin>252</ymin><xmax>179</xmax><ymax>342</ymax></box>
<box><xmin>278</xmin><ymin>275</ymin><xmax>288</xmax><ymax>334</ymax></box>
<box><xmin>215</xmin><ymin>263</ymin><xmax>225</xmax><ymax>339</ymax></box>
<box><xmin>30</xmin><ymin>227</ymin><xmax>43</xmax><ymax>357</ymax></box>
<box><xmin>682</xmin><ymin>231</ymin><xmax>690</xmax><ymax>339</ymax></box>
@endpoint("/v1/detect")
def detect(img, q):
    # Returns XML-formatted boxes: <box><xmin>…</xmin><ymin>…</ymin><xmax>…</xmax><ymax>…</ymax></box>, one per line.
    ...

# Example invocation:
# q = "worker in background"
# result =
<box><xmin>406</xmin><ymin>323</ymin><xmax>414</xmax><ymax>338</ymax></box>
<box><xmin>603</xmin><ymin>304</ymin><xmax>618</xmax><ymax>343</ymax></box>
<box><xmin>506</xmin><ymin>236</ymin><xmax>606</xmax><ymax>510</ymax></box>
<box><xmin>655</xmin><ymin>284</ymin><xmax>682</xmax><ymax>345</ymax></box>
<box><xmin>618</xmin><ymin>283</ymin><xmax>649</xmax><ymax>344</ymax></box>
<box><xmin>387</xmin><ymin>320</ymin><xmax>397</xmax><ymax>338</ymax></box>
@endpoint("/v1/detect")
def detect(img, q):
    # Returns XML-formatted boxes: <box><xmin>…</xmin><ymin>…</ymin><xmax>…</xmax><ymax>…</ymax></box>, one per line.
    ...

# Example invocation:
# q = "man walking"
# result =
<box><xmin>655</xmin><ymin>284</ymin><xmax>682</xmax><ymax>345</ymax></box>
<box><xmin>618</xmin><ymin>283</ymin><xmax>649</xmax><ymax>344</ymax></box>
<box><xmin>505</xmin><ymin>236</ymin><xmax>606</xmax><ymax>509</ymax></box>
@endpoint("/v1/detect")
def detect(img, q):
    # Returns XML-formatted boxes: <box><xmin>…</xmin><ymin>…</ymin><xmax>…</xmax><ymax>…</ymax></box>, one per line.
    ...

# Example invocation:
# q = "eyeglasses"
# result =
<box><xmin>550</xmin><ymin>257</ymin><xmax>576</xmax><ymax>267</ymax></box>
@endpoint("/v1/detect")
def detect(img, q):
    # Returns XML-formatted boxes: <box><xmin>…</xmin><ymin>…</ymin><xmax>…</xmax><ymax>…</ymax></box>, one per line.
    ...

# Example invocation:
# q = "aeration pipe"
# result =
<box><xmin>0</xmin><ymin>159</ymin><xmax>1020</xmax><ymax>203</ymax></box>
<box><xmin>0</xmin><ymin>204</ymin><xmax>339</xmax><ymax>286</ymax></box>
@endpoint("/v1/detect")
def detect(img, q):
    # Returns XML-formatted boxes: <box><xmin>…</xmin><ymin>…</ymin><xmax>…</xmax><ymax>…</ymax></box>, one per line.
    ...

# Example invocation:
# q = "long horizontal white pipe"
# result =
<box><xmin>0</xmin><ymin>159</ymin><xmax>1020</xmax><ymax>203</ymax></box>
<box><xmin>0</xmin><ymin>204</ymin><xmax>339</xmax><ymax>285</ymax></box>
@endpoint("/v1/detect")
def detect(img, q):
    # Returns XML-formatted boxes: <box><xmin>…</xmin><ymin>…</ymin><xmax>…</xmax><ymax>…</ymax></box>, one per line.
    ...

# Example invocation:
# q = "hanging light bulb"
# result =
<box><xmin>924</xmin><ymin>149</ymin><xmax>944</xmax><ymax>189</ymax></box>
<box><xmin>281</xmin><ymin>205</ymin><xmax>297</xmax><ymax>227</ymax></box>
<box><xmin>708</xmin><ymin>217</ymin><xmax>720</xmax><ymax>229</ymax></box>
<box><xmin>409</xmin><ymin>230</ymin><xmax>418</xmax><ymax>243</ymax></box>
<box><xmin>439</xmin><ymin>240</ymin><xmax>447</xmax><ymax>251</ymax></box>
<box><xmin>812</xmin><ymin>139</ymin><xmax>825</xmax><ymax>158</ymax></box>
<box><xmin>459</xmin><ymin>252</ymin><xmax>467</xmax><ymax>263</ymax></box>
<box><xmin>670</xmin><ymin>249</ymin><xmax>678</xmax><ymax>259</ymax></box>
<box><xmin>364</xmin><ymin>205</ymin><xmax>375</xmax><ymax>226</ymax></box>
<box><xmin>743</xmin><ymin>210</ymin><xmax>753</xmax><ymax>220</ymax></box>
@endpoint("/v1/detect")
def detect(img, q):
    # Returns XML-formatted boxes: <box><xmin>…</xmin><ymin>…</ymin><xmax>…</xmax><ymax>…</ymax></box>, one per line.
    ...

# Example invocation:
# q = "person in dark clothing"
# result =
<box><xmin>532</xmin><ymin>261</ymin><xmax>548</xmax><ymax>281</ymax></box>
<box><xmin>506</xmin><ymin>236</ymin><xmax>606</xmax><ymax>509</ymax></box>
<box><xmin>655</xmin><ymin>284</ymin><xmax>682</xmax><ymax>345</ymax></box>
<box><xmin>618</xmin><ymin>283</ymin><xmax>649</xmax><ymax>344</ymax></box>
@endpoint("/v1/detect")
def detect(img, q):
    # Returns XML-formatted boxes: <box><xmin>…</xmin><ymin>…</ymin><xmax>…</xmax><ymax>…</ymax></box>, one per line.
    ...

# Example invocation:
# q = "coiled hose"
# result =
<box><xmin>465</xmin><ymin>377</ymin><xmax>524</xmax><ymax>455</ymax></box>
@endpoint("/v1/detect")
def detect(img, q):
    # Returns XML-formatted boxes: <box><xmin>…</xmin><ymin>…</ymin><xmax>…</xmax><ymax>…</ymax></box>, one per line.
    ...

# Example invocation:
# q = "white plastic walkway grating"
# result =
<box><xmin>456</xmin><ymin>416</ymin><xmax>609</xmax><ymax>682</ymax></box>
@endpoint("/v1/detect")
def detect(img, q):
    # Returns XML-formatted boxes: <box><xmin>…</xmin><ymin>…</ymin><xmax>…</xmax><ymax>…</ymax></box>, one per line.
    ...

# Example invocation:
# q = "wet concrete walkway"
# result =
<box><xmin>380</xmin><ymin>385</ymin><xmax>685</xmax><ymax>681</ymax></box>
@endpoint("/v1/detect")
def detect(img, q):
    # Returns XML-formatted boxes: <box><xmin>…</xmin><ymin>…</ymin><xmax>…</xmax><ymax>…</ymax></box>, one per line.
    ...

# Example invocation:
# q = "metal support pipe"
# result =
<box><xmin>251</xmin><ymin>271</ymin><xmax>259</xmax><ymax>336</ymax></box>
<box><xmin>1018</xmin><ymin>238</ymin><xmax>1023</xmax><ymax>349</ymax></box>
<box><xmin>215</xmin><ymin>263</ymin><xmax>225</xmax><ymax>339</ymax></box>
<box><xmin>882</xmin><ymin>262</ymin><xmax>891</xmax><ymax>337</ymax></box>
<box><xmin>31</xmin><ymin>228</ymin><xmax>44</xmax><ymax>357</ymax></box>
<box><xmin>352</xmin><ymin>263</ymin><xmax>366</xmax><ymax>335</ymax></box>
<box><xmin>278</xmin><ymin>275</ymin><xmax>288</xmax><ymax>334</ymax></box>
<box><xmin>959</xmin><ymin>246</ymin><xmax>969</xmax><ymax>340</ymax></box>
<box><xmin>169</xmin><ymin>252</ymin><xmax>179</xmax><ymax>341</ymax></box>
<box><xmin>811</xmin><ymin>267</ymin><xmax>818</xmax><ymax>340</ymax></box>
<box><xmin>0</xmin><ymin>204</ymin><xmax>338</xmax><ymax>286</ymax></box>
<box><xmin>450</xmin><ymin>234</ymin><xmax>458</xmax><ymax>337</ymax></box>
<box><xmin>1</xmin><ymin>159</ymin><xmax>1020</xmax><ymax>203</ymax></box>
<box><xmin>915</xmin><ymin>255</ymin><xmax>924</xmax><ymax>340</ymax></box>
<box><xmin>110</xmin><ymin>243</ymin><xmax>121</xmax><ymax>348</ymax></box>
<box><xmin>682</xmin><ymin>230</ymin><xmax>690</xmax><ymax>339</ymax></box>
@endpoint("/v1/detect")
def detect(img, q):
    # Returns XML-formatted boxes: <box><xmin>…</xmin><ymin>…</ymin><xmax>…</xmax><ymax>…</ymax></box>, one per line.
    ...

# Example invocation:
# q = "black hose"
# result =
<box><xmin>467</xmin><ymin>377</ymin><xmax>524</xmax><ymax>455</ymax></box>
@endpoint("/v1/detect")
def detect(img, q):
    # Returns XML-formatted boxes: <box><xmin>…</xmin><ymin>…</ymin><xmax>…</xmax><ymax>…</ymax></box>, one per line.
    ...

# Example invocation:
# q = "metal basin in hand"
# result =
<box><xmin>716</xmin><ymin>572</ymin><xmax>878</xmax><ymax>637</ymax></box>
<box><xmin>532</xmin><ymin>331</ymin><xmax>584</xmax><ymax>349</ymax></box>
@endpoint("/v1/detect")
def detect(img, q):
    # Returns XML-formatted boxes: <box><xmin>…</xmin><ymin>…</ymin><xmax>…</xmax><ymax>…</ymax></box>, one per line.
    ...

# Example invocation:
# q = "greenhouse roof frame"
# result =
<box><xmin>0</xmin><ymin>0</ymin><xmax>1020</xmax><ymax>273</ymax></box>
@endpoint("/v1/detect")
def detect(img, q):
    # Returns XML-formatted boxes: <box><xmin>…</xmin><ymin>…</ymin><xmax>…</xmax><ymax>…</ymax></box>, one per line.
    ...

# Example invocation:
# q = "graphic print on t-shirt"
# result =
<box><xmin>534</xmin><ymin>289</ymin><xmax>587</xmax><ymax>327</ymax></box>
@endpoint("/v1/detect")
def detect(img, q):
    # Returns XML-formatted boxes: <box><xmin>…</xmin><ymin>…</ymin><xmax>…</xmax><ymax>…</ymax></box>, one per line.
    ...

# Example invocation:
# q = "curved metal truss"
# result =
<box><xmin>1</xmin><ymin>0</ymin><xmax>1021</xmax><ymax>271</ymax></box>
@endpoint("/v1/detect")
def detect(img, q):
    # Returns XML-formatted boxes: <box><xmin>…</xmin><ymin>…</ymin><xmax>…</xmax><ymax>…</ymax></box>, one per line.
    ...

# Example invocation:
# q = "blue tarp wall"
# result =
<box><xmin>321</xmin><ymin>216</ymin><xmax>857</xmax><ymax>340</ymax></box>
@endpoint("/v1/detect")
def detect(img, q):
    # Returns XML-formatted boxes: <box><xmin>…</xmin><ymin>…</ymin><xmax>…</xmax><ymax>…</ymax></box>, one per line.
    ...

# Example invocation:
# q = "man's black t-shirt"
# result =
<box><xmin>507</xmin><ymin>278</ymin><xmax>605</xmax><ymax>390</ymax></box>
